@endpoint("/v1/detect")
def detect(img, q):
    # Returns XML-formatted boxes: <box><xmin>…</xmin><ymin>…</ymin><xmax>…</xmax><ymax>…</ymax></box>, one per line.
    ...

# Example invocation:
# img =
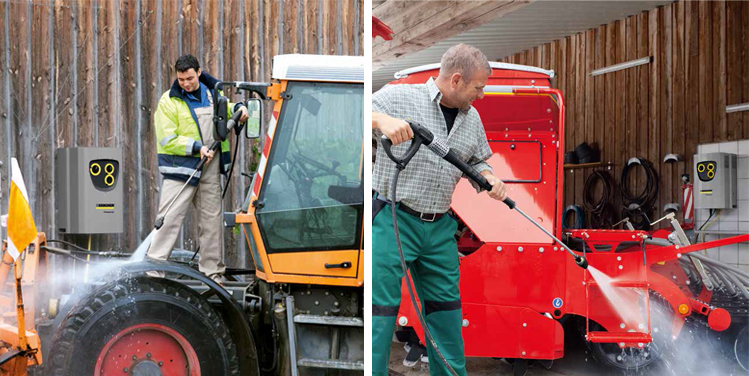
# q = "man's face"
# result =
<box><xmin>177</xmin><ymin>68</ymin><xmax>201</xmax><ymax>92</ymax></box>
<box><xmin>452</xmin><ymin>69</ymin><xmax>489</xmax><ymax>110</ymax></box>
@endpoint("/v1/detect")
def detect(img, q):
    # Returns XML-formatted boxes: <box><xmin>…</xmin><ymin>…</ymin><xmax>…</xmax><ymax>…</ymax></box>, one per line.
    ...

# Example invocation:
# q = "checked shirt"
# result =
<box><xmin>373</xmin><ymin>77</ymin><xmax>493</xmax><ymax>214</ymax></box>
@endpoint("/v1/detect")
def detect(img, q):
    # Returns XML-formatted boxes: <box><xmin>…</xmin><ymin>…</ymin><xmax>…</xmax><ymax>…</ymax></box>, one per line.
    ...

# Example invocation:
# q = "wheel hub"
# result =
<box><xmin>132</xmin><ymin>360</ymin><xmax>163</xmax><ymax>376</ymax></box>
<box><xmin>94</xmin><ymin>323</ymin><xmax>201</xmax><ymax>376</ymax></box>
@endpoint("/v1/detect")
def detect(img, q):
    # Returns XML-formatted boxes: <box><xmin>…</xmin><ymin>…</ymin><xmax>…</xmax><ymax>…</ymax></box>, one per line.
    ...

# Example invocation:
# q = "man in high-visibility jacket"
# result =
<box><xmin>148</xmin><ymin>54</ymin><xmax>247</xmax><ymax>284</ymax></box>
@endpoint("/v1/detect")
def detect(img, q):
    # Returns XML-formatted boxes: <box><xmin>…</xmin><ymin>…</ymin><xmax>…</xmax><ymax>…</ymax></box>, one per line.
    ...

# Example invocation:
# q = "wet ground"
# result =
<box><xmin>388</xmin><ymin>326</ymin><xmax>747</xmax><ymax>376</ymax></box>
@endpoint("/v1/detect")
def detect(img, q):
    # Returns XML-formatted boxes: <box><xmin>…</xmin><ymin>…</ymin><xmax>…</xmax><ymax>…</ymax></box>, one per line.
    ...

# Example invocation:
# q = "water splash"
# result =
<box><xmin>587</xmin><ymin>265</ymin><xmax>646</xmax><ymax>327</ymax></box>
<box><xmin>129</xmin><ymin>229</ymin><xmax>156</xmax><ymax>262</ymax></box>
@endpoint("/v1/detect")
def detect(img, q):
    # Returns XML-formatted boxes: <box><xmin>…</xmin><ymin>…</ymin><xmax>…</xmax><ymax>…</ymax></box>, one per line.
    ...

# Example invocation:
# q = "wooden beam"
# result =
<box><xmin>373</xmin><ymin>0</ymin><xmax>532</xmax><ymax>69</ymax></box>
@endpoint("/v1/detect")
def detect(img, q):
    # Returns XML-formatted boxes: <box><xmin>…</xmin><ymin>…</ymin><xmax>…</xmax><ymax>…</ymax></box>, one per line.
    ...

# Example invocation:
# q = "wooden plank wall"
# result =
<box><xmin>498</xmin><ymin>0</ymin><xmax>749</xmax><ymax>228</ymax></box>
<box><xmin>0</xmin><ymin>0</ymin><xmax>363</xmax><ymax>269</ymax></box>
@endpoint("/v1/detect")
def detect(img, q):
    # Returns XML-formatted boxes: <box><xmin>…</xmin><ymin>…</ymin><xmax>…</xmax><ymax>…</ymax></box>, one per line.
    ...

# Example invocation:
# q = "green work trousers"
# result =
<box><xmin>372</xmin><ymin>202</ymin><xmax>466</xmax><ymax>376</ymax></box>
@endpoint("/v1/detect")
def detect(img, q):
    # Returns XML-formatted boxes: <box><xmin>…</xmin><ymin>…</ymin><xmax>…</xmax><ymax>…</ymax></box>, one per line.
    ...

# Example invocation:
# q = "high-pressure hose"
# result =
<box><xmin>380</xmin><ymin>122</ymin><xmax>588</xmax><ymax>375</ymax></box>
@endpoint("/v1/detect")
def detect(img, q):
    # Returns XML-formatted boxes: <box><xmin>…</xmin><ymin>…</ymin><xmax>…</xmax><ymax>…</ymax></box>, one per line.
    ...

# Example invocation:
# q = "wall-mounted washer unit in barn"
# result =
<box><xmin>55</xmin><ymin>147</ymin><xmax>123</xmax><ymax>234</ymax></box>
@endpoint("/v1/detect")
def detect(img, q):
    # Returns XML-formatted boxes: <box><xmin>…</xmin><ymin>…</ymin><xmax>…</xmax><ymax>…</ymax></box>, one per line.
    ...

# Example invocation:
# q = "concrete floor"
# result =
<box><xmin>387</xmin><ymin>329</ymin><xmax>746</xmax><ymax>376</ymax></box>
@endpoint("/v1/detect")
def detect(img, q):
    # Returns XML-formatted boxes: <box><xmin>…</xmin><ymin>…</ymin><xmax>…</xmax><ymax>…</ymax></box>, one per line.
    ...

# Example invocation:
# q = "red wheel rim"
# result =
<box><xmin>95</xmin><ymin>323</ymin><xmax>201</xmax><ymax>376</ymax></box>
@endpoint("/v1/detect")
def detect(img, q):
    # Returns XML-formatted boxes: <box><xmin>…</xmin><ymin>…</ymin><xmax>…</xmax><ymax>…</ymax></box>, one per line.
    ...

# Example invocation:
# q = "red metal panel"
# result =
<box><xmin>462</xmin><ymin>305</ymin><xmax>564</xmax><ymax>359</ymax></box>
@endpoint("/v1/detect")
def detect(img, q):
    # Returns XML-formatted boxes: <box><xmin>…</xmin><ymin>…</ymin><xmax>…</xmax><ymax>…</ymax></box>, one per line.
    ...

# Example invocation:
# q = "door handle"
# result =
<box><xmin>325</xmin><ymin>262</ymin><xmax>352</xmax><ymax>269</ymax></box>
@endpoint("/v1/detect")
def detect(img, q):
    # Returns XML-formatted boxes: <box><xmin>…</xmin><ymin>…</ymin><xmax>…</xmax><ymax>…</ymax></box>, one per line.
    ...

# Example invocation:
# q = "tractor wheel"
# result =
<box><xmin>45</xmin><ymin>276</ymin><xmax>239</xmax><ymax>376</ymax></box>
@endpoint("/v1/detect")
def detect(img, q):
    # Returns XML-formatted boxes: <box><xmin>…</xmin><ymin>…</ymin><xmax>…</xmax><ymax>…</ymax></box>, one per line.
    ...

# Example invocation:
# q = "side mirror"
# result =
<box><xmin>245</xmin><ymin>98</ymin><xmax>262</xmax><ymax>139</ymax></box>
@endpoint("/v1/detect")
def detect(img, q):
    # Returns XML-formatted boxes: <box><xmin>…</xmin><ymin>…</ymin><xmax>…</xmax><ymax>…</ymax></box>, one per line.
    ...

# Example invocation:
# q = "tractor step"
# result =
<box><xmin>587</xmin><ymin>331</ymin><xmax>652</xmax><ymax>344</ymax></box>
<box><xmin>294</xmin><ymin>314</ymin><xmax>364</xmax><ymax>327</ymax></box>
<box><xmin>587</xmin><ymin>280</ymin><xmax>649</xmax><ymax>288</ymax></box>
<box><xmin>297</xmin><ymin>358</ymin><xmax>364</xmax><ymax>370</ymax></box>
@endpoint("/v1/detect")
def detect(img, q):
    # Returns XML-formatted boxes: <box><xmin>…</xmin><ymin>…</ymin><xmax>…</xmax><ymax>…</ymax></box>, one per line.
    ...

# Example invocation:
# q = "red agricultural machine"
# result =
<box><xmin>387</xmin><ymin>63</ymin><xmax>749</xmax><ymax>375</ymax></box>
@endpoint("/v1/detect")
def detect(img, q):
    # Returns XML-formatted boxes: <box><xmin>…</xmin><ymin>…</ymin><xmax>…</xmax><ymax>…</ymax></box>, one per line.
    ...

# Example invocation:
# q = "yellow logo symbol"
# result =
<box><xmin>104</xmin><ymin>163</ymin><xmax>115</xmax><ymax>186</ymax></box>
<box><xmin>90</xmin><ymin>163</ymin><xmax>101</xmax><ymax>176</ymax></box>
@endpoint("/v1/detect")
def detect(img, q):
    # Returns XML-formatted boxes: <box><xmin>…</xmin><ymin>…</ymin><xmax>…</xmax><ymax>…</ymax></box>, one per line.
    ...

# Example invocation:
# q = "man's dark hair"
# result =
<box><xmin>175</xmin><ymin>54</ymin><xmax>200</xmax><ymax>73</ymax></box>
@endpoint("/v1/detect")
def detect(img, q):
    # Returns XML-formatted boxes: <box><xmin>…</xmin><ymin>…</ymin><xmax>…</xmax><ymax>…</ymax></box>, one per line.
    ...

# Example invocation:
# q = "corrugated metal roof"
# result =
<box><xmin>373</xmin><ymin>0</ymin><xmax>673</xmax><ymax>90</ymax></box>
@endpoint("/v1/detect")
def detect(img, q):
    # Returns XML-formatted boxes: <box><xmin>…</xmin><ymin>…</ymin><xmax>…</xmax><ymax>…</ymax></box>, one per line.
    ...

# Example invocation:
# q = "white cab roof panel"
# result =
<box><xmin>272</xmin><ymin>54</ymin><xmax>364</xmax><ymax>83</ymax></box>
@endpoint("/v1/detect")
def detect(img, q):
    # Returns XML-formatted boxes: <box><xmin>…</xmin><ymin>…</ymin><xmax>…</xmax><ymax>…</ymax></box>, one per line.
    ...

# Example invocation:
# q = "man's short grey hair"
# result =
<box><xmin>439</xmin><ymin>44</ymin><xmax>492</xmax><ymax>82</ymax></box>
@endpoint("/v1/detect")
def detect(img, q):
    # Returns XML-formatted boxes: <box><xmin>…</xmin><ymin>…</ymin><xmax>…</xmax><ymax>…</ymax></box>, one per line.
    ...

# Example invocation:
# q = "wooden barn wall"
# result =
<box><xmin>498</xmin><ymin>0</ymin><xmax>749</xmax><ymax>228</ymax></box>
<box><xmin>0</xmin><ymin>0</ymin><xmax>364</xmax><ymax>270</ymax></box>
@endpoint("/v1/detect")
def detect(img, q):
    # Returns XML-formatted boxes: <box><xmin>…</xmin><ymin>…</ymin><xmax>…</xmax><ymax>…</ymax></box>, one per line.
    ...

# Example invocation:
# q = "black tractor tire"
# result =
<box><xmin>45</xmin><ymin>276</ymin><xmax>239</xmax><ymax>376</ymax></box>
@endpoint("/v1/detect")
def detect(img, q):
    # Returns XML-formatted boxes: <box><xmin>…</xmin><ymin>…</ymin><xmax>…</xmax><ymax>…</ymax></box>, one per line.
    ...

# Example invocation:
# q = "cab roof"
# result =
<box><xmin>272</xmin><ymin>54</ymin><xmax>364</xmax><ymax>83</ymax></box>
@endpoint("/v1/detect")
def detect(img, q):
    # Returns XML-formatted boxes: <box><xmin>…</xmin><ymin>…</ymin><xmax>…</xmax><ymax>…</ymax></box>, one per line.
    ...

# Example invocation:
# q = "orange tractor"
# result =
<box><xmin>0</xmin><ymin>54</ymin><xmax>364</xmax><ymax>376</ymax></box>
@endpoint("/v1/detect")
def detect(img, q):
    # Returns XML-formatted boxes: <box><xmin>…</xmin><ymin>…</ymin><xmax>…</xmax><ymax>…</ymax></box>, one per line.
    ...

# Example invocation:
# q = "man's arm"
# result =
<box><xmin>154</xmin><ymin>97</ymin><xmax>202</xmax><ymax>156</ymax></box>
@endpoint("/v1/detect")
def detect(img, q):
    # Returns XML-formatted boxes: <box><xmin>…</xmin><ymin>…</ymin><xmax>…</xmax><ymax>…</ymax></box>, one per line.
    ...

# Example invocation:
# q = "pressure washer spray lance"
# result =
<box><xmin>381</xmin><ymin>121</ymin><xmax>588</xmax><ymax>376</ymax></box>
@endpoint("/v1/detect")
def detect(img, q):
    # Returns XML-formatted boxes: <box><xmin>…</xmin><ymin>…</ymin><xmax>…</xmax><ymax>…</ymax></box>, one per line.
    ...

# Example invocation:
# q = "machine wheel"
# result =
<box><xmin>45</xmin><ymin>276</ymin><xmax>239</xmax><ymax>376</ymax></box>
<box><xmin>587</xmin><ymin>297</ymin><xmax>673</xmax><ymax>372</ymax></box>
<box><xmin>735</xmin><ymin>325</ymin><xmax>749</xmax><ymax>371</ymax></box>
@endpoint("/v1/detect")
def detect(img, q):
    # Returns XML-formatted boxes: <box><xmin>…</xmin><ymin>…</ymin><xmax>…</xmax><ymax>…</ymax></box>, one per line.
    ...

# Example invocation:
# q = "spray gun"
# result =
<box><xmin>381</xmin><ymin>121</ymin><xmax>588</xmax><ymax>269</ymax></box>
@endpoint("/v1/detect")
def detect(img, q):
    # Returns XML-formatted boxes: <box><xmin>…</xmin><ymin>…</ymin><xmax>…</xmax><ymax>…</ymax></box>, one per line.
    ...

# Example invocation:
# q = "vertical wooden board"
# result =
<box><xmin>8</xmin><ymin>0</ymin><xmax>28</xmax><ymax>166</ymax></box>
<box><xmin>285</xmin><ymin>0</ymin><xmax>298</xmax><ymax>54</ymax></box>
<box><xmin>574</xmin><ymin>32</ymin><xmax>585</xmax><ymax>213</ymax></box>
<box><xmin>568</xmin><ymin>34</ymin><xmax>579</xmax><ymax>208</ymax></box>
<box><xmin>614</xmin><ymin>19</ymin><xmax>626</xmax><ymax>213</ymax></box>
<box><xmin>593</xmin><ymin>25</ymin><xmax>604</xmax><ymax>164</ymax></box>
<box><xmin>246</xmin><ymin>0</ymin><xmax>259</xmax><ymax>80</ymax></box>
<box><xmin>0</xmin><ymin>0</ymin><xmax>8</xmax><ymax>240</ymax></box>
<box><xmin>672</xmin><ymin>1</ymin><xmax>685</xmax><ymax>193</ymax></box>
<box><xmin>604</xmin><ymin>23</ymin><xmax>615</xmax><ymax>174</ymax></box>
<box><xmin>327</xmin><ymin>0</ymin><xmax>337</xmax><ymax>55</ymax></box>
<box><xmin>76</xmin><ymin>0</ymin><xmax>96</xmax><ymax>148</ymax></box>
<box><xmin>202</xmin><ymin>0</ymin><xmax>221</xmax><ymax>74</ymax></box>
<box><xmin>31</xmin><ymin>1</ymin><xmax>54</xmax><ymax>237</ymax></box>
<box><xmin>542</xmin><ymin>43</ymin><xmax>550</xmax><ymax>70</ymax></box>
<box><xmin>626</xmin><ymin>16</ymin><xmax>637</xmax><ymax>186</ymax></box>
<box><xmin>182</xmin><ymin>0</ymin><xmax>201</xmax><ymax>56</ymax></box>
<box><xmin>98</xmin><ymin>0</ymin><xmax>117</xmax><ymax>148</ymax></box>
<box><xmin>141</xmin><ymin>0</ymin><xmax>160</xmax><ymax>243</ymax></box>
<box><xmin>118</xmin><ymin>0</ymin><xmax>139</xmax><ymax>250</ymax></box>
<box><xmin>357</xmin><ymin>0</ymin><xmax>362</xmax><ymax>55</ymax></box>
<box><xmin>684</xmin><ymin>1</ymin><xmax>698</xmax><ymax>174</ymax></box>
<box><xmin>726</xmin><ymin>0</ymin><xmax>742</xmax><ymax>141</ymax></box>
<box><xmin>270</xmin><ymin>0</ymin><xmax>279</xmax><ymax>59</ymax></box>
<box><xmin>697</xmin><ymin>1</ymin><xmax>712</xmax><ymax>145</ymax></box>
<box><xmin>648</xmin><ymin>8</ymin><xmax>660</xmax><ymax>219</ymax></box>
<box><xmin>341</xmin><ymin>0</ymin><xmax>350</xmax><ymax>55</ymax></box>
<box><xmin>307</xmin><ymin>0</ymin><xmax>319</xmax><ymax>54</ymax></box>
<box><xmin>636</xmin><ymin>12</ymin><xmax>649</xmax><ymax>196</ymax></box>
<box><xmin>660</xmin><ymin>4</ymin><xmax>674</xmax><ymax>221</ymax></box>
<box><xmin>712</xmin><ymin>1</ymin><xmax>727</xmax><ymax>142</ymax></box>
<box><xmin>744</xmin><ymin>1</ymin><xmax>749</xmax><ymax>139</ymax></box>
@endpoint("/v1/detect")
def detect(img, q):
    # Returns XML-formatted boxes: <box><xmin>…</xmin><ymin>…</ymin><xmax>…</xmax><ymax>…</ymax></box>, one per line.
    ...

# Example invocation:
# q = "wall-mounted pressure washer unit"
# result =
<box><xmin>693</xmin><ymin>152</ymin><xmax>737</xmax><ymax>210</ymax></box>
<box><xmin>55</xmin><ymin>147</ymin><xmax>123</xmax><ymax>234</ymax></box>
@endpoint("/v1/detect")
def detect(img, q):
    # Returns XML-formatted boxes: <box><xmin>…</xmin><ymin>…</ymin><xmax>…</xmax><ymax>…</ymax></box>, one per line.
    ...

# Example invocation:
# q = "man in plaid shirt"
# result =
<box><xmin>372</xmin><ymin>44</ymin><xmax>508</xmax><ymax>376</ymax></box>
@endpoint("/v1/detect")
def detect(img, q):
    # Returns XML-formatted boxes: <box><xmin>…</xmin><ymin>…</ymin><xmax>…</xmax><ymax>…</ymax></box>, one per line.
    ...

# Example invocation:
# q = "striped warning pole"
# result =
<box><xmin>251</xmin><ymin>110</ymin><xmax>279</xmax><ymax>200</ymax></box>
<box><xmin>682</xmin><ymin>182</ymin><xmax>694</xmax><ymax>229</ymax></box>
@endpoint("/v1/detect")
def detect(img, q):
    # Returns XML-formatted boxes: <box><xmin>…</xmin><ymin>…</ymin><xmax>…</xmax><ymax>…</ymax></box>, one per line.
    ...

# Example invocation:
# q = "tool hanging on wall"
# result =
<box><xmin>619</xmin><ymin>157</ymin><xmax>659</xmax><ymax>230</ymax></box>
<box><xmin>582</xmin><ymin>170</ymin><xmax>617</xmax><ymax>229</ymax></box>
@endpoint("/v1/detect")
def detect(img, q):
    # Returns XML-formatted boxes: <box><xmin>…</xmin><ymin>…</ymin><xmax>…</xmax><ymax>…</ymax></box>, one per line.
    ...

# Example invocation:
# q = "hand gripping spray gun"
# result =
<box><xmin>380</xmin><ymin>121</ymin><xmax>588</xmax><ymax>376</ymax></box>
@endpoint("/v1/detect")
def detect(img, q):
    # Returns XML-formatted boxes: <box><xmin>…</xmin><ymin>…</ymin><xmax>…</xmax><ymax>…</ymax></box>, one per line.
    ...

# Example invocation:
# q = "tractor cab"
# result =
<box><xmin>238</xmin><ymin>54</ymin><xmax>365</xmax><ymax>285</ymax></box>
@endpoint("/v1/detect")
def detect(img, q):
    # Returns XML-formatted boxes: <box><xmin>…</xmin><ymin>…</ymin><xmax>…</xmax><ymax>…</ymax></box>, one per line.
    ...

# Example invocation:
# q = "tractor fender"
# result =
<box><xmin>647</xmin><ymin>269</ymin><xmax>689</xmax><ymax>336</ymax></box>
<box><xmin>118</xmin><ymin>260</ymin><xmax>261</xmax><ymax>376</ymax></box>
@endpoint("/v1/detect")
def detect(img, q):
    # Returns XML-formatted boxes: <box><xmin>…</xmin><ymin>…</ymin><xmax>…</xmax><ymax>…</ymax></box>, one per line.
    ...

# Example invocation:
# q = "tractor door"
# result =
<box><xmin>254</xmin><ymin>81</ymin><xmax>364</xmax><ymax>280</ymax></box>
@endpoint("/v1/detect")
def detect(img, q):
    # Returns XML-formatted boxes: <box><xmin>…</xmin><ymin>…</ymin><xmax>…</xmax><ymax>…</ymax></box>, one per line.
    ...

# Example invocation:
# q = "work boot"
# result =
<box><xmin>209</xmin><ymin>273</ymin><xmax>224</xmax><ymax>287</ymax></box>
